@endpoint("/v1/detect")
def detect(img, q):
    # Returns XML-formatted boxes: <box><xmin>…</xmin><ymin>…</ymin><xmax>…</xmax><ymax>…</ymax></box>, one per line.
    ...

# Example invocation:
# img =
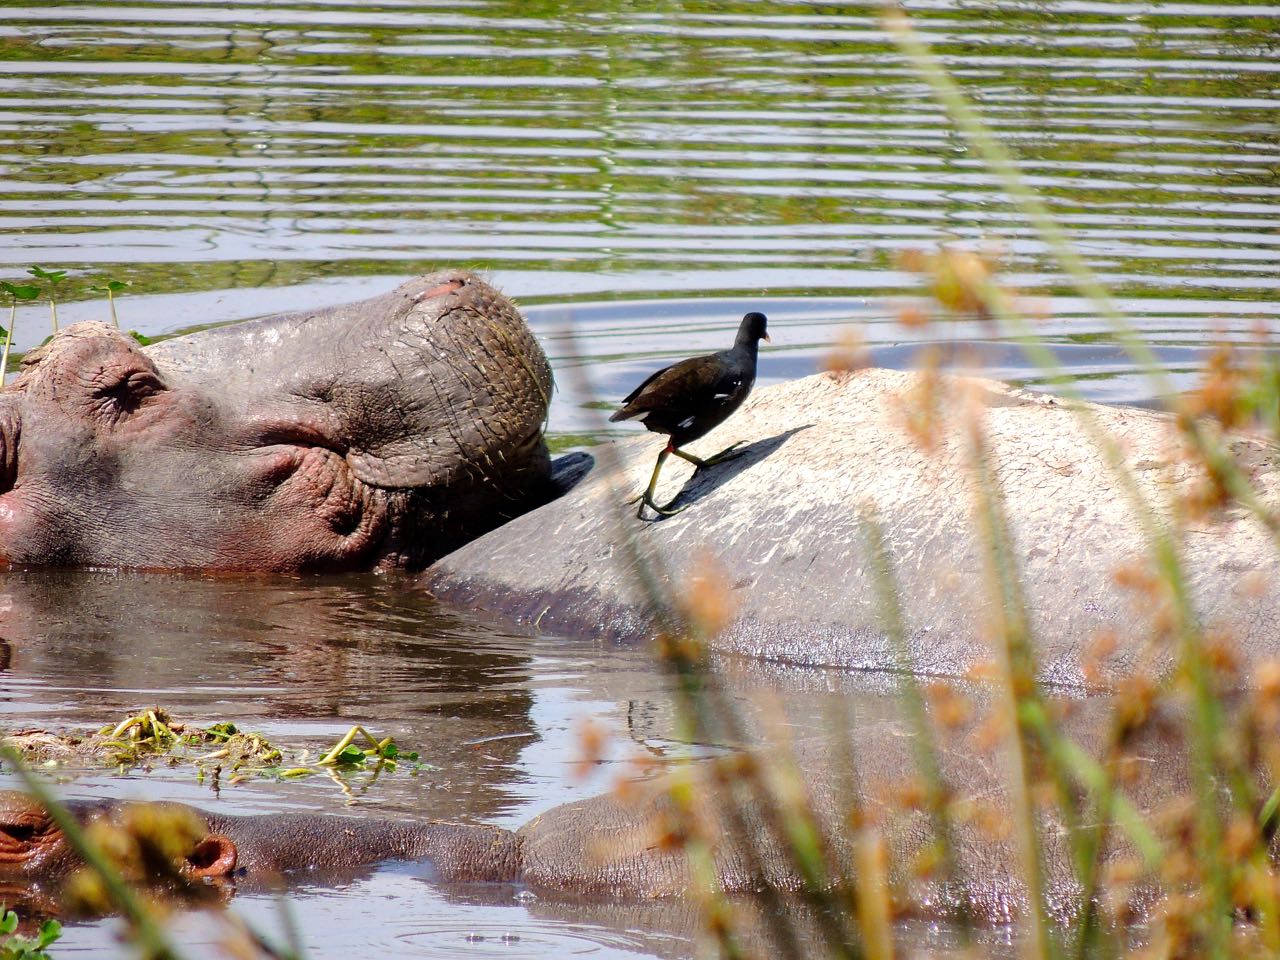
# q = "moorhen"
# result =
<box><xmin>609</xmin><ymin>311</ymin><xmax>770</xmax><ymax>518</ymax></box>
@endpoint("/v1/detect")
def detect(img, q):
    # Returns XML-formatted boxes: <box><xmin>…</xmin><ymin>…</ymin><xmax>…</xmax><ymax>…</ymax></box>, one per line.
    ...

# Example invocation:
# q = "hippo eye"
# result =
<box><xmin>4</xmin><ymin>823</ymin><xmax>36</xmax><ymax>843</ymax></box>
<box><xmin>0</xmin><ymin>812</ymin><xmax>49</xmax><ymax>853</ymax></box>
<box><xmin>91</xmin><ymin>369</ymin><xmax>165</xmax><ymax>422</ymax></box>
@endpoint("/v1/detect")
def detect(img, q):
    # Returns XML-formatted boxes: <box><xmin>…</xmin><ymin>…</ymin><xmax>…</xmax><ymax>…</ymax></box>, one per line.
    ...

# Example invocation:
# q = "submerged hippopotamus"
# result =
<box><xmin>0</xmin><ymin>272</ymin><xmax>552</xmax><ymax>572</ymax></box>
<box><xmin>0</xmin><ymin>783</ymin><xmax>836</xmax><ymax>915</ymax></box>
<box><xmin>426</xmin><ymin>368</ymin><xmax>1280</xmax><ymax>686</ymax></box>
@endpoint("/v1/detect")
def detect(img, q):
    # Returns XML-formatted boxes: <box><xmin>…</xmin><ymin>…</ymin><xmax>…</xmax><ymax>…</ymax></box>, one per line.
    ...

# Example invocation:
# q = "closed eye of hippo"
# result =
<box><xmin>0</xmin><ymin>804</ymin><xmax>53</xmax><ymax>865</ymax></box>
<box><xmin>88</xmin><ymin>368</ymin><xmax>165</xmax><ymax>424</ymax></box>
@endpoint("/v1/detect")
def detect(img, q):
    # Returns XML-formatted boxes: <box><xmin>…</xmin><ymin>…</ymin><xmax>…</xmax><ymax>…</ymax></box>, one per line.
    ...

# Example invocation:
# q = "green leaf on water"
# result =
<box><xmin>334</xmin><ymin>744</ymin><xmax>366</xmax><ymax>765</ymax></box>
<box><xmin>205</xmin><ymin>722</ymin><xmax>238</xmax><ymax>741</ymax></box>
<box><xmin>26</xmin><ymin>266</ymin><xmax>66</xmax><ymax>285</ymax></box>
<box><xmin>0</xmin><ymin>910</ymin><xmax>62</xmax><ymax>960</ymax></box>
<box><xmin>0</xmin><ymin>282</ymin><xmax>39</xmax><ymax>302</ymax></box>
<box><xmin>35</xmin><ymin>920</ymin><xmax>60</xmax><ymax>950</ymax></box>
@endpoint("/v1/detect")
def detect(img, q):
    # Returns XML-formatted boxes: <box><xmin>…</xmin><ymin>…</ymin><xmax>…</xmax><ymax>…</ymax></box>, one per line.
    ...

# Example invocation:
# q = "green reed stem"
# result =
<box><xmin>1</xmin><ymin>304</ymin><xmax>12</xmax><ymax>384</ymax></box>
<box><xmin>884</xmin><ymin>14</ymin><xmax>1261</xmax><ymax>949</ymax></box>
<box><xmin>861</xmin><ymin>512</ymin><xmax>974</xmax><ymax>935</ymax></box>
<box><xmin>568</xmin><ymin>349</ymin><xmax>851</xmax><ymax>960</ymax></box>
<box><xmin>963</xmin><ymin>423</ymin><xmax>1055</xmax><ymax>960</ymax></box>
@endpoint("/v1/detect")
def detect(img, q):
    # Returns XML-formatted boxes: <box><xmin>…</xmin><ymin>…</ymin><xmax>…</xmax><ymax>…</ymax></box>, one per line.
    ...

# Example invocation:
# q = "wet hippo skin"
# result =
<box><xmin>0</xmin><ymin>272</ymin><xmax>552</xmax><ymax>572</ymax></box>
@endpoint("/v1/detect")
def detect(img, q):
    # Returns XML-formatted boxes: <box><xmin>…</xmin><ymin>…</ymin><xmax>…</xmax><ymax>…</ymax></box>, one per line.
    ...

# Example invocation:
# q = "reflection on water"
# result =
<box><xmin>1</xmin><ymin>1</ymin><xmax>1274</xmax><ymax>298</ymax></box>
<box><xmin>0</xmin><ymin>0</ymin><xmax>1276</xmax><ymax>421</ymax></box>
<box><xmin>0</xmin><ymin>568</ymin><xmax>1023</xmax><ymax>958</ymax></box>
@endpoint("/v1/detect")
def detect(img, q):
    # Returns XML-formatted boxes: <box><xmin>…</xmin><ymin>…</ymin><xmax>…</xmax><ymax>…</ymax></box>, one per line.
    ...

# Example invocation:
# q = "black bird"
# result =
<box><xmin>609</xmin><ymin>311</ymin><xmax>770</xmax><ymax>518</ymax></box>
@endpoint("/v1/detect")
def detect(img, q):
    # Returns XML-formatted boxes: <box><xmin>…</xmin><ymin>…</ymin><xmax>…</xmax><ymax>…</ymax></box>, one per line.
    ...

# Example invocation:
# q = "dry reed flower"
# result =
<box><xmin>1254</xmin><ymin>660</ymin><xmax>1280</xmax><ymax>702</ymax></box>
<box><xmin>1187</xmin><ymin>342</ymin><xmax>1248</xmax><ymax>431</ymax></box>
<box><xmin>911</xmin><ymin>838</ymin><xmax>944</xmax><ymax>879</ymax></box>
<box><xmin>823</xmin><ymin>326</ymin><xmax>872</xmax><ymax>373</ymax></box>
<box><xmin>677</xmin><ymin>555</ymin><xmax>734</xmax><ymax>639</ymax></box>
<box><xmin>1081</xmin><ymin>628</ymin><xmax>1119</xmax><ymax>685</ymax></box>
<box><xmin>656</xmin><ymin>630</ymin><xmax>706</xmax><ymax>666</ymax></box>
<box><xmin>611</xmin><ymin>754</ymin><xmax>661</xmax><ymax>805</ymax></box>
<box><xmin>64</xmin><ymin>803</ymin><xmax>213</xmax><ymax>916</ymax></box>
<box><xmin>1204</xmin><ymin>629</ymin><xmax>1241</xmax><ymax>682</ymax></box>
<box><xmin>894</xmin><ymin>776</ymin><xmax>927</xmax><ymax>810</ymax></box>
<box><xmin>571</xmin><ymin>715</ymin><xmax>609</xmax><ymax>781</ymax></box>
<box><xmin>1114</xmin><ymin>675</ymin><xmax>1156</xmax><ymax>737</ymax></box>
<box><xmin>969</xmin><ymin>708</ymin><xmax>1007</xmax><ymax>755</ymax></box>
<box><xmin>892</xmin><ymin>347</ymin><xmax>946</xmax><ymax>452</ymax></box>
<box><xmin>971</xmin><ymin>801</ymin><xmax>1012</xmax><ymax>841</ymax></box>
<box><xmin>925</xmin><ymin>681</ymin><xmax>972</xmax><ymax>729</ymax></box>
<box><xmin>896</xmin><ymin>244</ymin><xmax>1010</xmax><ymax>320</ymax></box>
<box><xmin>1223</xmin><ymin>812</ymin><xmax>1258</xmax><ymax>862</ymax></box>
<box><xmin>1112</xmin><ymin>560</ymin><xmax>1159</xmax><ymax>594</ymax></box>
<box><xmin>898</xmin><ymin>304</ymin><xmax>929</xmax><ymax>328</ymax></box>
<box><xmin>965</xmin><ymin>660</ymin><xmax>1000</xmax><ymax>684</ymax></box>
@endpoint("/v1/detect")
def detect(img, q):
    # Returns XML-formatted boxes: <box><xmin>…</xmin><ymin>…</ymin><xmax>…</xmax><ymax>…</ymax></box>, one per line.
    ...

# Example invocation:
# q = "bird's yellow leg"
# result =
<box><xmin>632</xmin><ymin>447</ymin><xmax>687</xmax><ymax>518</ymax></box>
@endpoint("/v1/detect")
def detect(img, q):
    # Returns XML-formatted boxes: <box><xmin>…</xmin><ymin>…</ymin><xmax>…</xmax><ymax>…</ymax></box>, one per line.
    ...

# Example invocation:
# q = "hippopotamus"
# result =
<box><xmin>424</xmin><ymin>367</ymin><xmax>1280</xmax><ymax>686</ymax></box>
<box><xmin>0</xmin><ymin>672</ymin><xmax>1190</xmax><ymax>926</ymax></box>
<box><xmin>0</xmin><ymin>271</ymin><xmax>552</xmax><ymax>571</ymax></box>
<box><xmin>0</xmin><ymin>783</ymin><xmax>812</xmax><ymax>918</ymax></box>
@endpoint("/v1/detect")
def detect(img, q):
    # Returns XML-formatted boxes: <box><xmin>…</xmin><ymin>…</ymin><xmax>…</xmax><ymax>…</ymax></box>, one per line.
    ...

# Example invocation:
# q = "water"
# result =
<box><xmin>1</xmin><ymin>0</ymin><xmax>1276</xmax><ymax>436</ymax></box>
<box><xmin>0</xmin><ymin>1</ymin><xmax>1275</xmax><ymax>956</ymax></box>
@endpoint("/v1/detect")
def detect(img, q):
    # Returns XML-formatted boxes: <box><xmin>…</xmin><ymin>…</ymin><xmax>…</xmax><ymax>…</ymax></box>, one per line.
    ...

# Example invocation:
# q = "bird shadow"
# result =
<box><xmin>645</xmin><ymin>424</ymin><xmax>813</xmax><ymax>520</ymax></box>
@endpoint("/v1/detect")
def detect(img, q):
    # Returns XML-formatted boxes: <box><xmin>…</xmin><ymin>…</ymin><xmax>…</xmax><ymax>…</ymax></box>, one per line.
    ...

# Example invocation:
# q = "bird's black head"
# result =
<box><xmin>738</xmin><ymin>311</ymin><xmax>770</xmax><ymax>346</ymax></box>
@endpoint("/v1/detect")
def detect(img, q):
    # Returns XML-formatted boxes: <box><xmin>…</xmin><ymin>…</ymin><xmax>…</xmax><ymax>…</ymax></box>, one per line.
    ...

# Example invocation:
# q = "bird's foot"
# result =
<box><xmin>694</xmin><ymin>441</ymin><xmax>747</xmax><ymax>471</ymax></box>
<box><xmin>636</xmin><ymin>494</ymin><xmax>687</xmax><ymax>519</ymax></box>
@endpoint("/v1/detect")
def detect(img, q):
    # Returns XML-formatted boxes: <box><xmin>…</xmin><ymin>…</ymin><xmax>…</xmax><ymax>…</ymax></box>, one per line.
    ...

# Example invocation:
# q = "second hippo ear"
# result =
<box><xmin>185</xmin><ymin>833</ymin><xmax>237</xmax><ymax>879</ymax></box>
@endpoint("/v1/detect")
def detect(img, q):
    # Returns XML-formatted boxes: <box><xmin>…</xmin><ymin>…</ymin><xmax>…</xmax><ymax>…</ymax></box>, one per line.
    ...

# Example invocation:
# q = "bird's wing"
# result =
<box><xmin>619</xmin><ymin>358</ymin><xmax>682</xmax><ymax>406</ymax></box>
<box><xmin>618</xmin><ymin>354</ymin><xmax>726</xmax><ymax>414</ymax></box>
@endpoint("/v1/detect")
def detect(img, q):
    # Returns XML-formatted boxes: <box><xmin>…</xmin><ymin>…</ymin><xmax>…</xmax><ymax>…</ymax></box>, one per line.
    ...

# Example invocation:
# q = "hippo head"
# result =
<box><xmin>0</xmin><ymin>791</ymin><xmax>236</xmax><ymax>891</ymax></box>
<box><xmin>0</xmin><ymin>272</ymin><xmax>552</xmax><ymax>571</ymax></box>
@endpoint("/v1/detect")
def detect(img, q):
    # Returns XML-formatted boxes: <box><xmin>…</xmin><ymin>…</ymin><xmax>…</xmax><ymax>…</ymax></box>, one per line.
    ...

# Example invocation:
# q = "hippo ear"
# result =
<box><xmin>185</xmin><ymin>833</ymin><xmax>237</xmax><ymax>879</ymax></box>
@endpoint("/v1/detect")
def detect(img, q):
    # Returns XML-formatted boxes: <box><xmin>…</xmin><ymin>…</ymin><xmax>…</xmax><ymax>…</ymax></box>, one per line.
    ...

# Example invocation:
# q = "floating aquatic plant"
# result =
<box><xmin>87</xmin><ymin>278</ymin><xmax>129</xmax><ymax>329</ymax></box>
<box><xmin>25</xmin><ymin>267</ymin><xmax>65</xmax><ymax>335</ymax></box>
<box><xmin>0</xmin><ymin>281</ymin><xmax>36</xmax><ymax>383</ymax></box>
<box><xmin>0</xmin><ymin>910</ymin><xmax>61</xmax><ymax>960</ymax></box>
<box><xmin>1</xmin><ymin>709</ymin><xmax>430</xmax><ymax>797</ymax></box>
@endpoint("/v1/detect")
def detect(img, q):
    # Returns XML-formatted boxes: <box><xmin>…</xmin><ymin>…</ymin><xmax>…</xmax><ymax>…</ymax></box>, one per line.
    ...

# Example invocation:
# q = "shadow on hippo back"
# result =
<box><xmin>0</xmin><ymin>272</ymin><xmax>554</xmax><ymax>572</ymax></box>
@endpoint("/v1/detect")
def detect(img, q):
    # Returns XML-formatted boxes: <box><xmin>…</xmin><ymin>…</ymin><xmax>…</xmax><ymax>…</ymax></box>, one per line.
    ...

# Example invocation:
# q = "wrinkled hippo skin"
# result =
<box><xmin>0</xmin><ymin>272</ymin><xmax>552</xmax><ymax>572</ymax></box>
<box><xmin>424</xmin><ymin>369</ymin><xmax>1280</xmax><ymax>686</ymax></box>
<box><xmin>0</xmin><ymin>784</ymin><xmax>864</xmax><ymax>913</ymax></box>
